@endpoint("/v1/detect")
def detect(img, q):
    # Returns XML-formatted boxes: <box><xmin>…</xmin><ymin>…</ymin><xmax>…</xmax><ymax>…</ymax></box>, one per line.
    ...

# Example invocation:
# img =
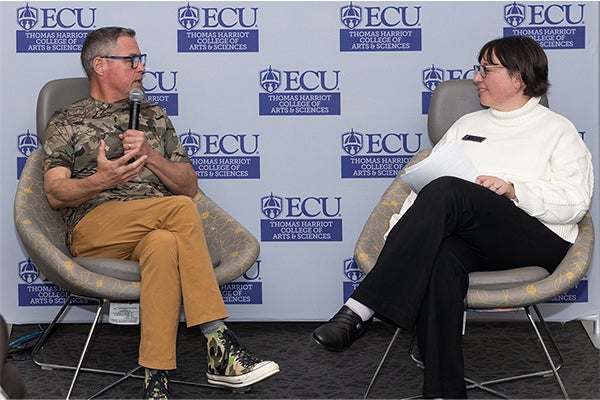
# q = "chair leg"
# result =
<box><xmin>393</xmin><ymin>306</ymin><xmax>568</xmax><ymax>399</ymax></box>
<box><xmin>463</xmin><ymin>376</ymin><xmax>511</xmax><ymax>399</ymax></box>
<box><xmin>466</xmin><ymin>305</ymin><xmax>568</xmax><ymax>399</ymax></box>
<box><xmin>66</xmin><ymin>297</ymin><xmax>105</xmax><ymax>399</ymax></box>
<box><xmin>408</xmin><ymin>330</ymin><xmax>514</xmax><ymax>399</ymax></box>
<box><xmin>528</xmin><ymin>305</ymin><xmax>569</xmax><ymax>399</ymax></box>
<box><xmin>408</xmin><ymin>331</ymin><xmax>423</xmax><ymax>370</ymax></box>
<box><xmin>31</xmin><ymin>294</ymin><xmax>78</xmax><ymax>369</ymax></box>
<box><xmin>87</xmin><ymin>365</ymin><xmax>143</xmax><ymax>399</ymax></box>
<box><xmin>31</xmin><ymin>294</ymin><xmax>107</xmax><ymax>399</ymax></box>
<box><xmin>32</xmin><ymin>295</ymin><xmax>145</xmax><ymax>398</ymax></box>
<box><xmin>407</xmin><ymin>312</ymin><xmax>467</xmax><ymax>368</ymax></box>
<box><xmin>32</xmin><ymin>294</ymin><xmax>248</xmax><ymax>398</ymax></box>
<box><xmin>364</xmin><ymin>327</ymin><xmax>401</xmax><ymax>399</ymax></box>
<box><xmin>407</xmin><ymin>329</ymin><xmax>511</xmax><ymax>400</ymax></box>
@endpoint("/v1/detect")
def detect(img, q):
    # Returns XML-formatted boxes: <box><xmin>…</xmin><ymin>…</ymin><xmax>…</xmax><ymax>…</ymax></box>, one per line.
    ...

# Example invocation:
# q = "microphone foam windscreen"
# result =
<box><xmin>129</xmin><ymin>88</ymin><xmax>145</xmax><ymax>102</ymax></box>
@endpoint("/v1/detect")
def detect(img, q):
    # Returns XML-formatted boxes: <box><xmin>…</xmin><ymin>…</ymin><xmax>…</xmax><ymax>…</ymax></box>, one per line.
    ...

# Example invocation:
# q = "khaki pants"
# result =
<box><xmin>71</xmin><ymin>196</ymin><xmax>228</xmax><ymax>370</ymax></box>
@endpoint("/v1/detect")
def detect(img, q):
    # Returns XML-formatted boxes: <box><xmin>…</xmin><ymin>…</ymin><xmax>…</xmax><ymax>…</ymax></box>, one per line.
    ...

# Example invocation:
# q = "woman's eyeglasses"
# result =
<box><xmin>473</xmin><ymin>64</ymin><xmax>505</xmax><ymax>78</ymax></box>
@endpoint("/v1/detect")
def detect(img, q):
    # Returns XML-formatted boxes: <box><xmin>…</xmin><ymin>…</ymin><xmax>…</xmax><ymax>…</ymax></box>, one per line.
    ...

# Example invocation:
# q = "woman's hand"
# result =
<box><xmin>476</xmin><ymin>175</ymin><xmax>517</xmax><ymax>200</ymax></box>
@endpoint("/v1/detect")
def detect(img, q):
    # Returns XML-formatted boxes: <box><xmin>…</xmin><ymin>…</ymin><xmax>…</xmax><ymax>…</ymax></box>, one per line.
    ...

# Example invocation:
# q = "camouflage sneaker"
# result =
<box><xmin>143</xmin><ymin>369</ymin><xmax>172</xmax><ymax>399</ymax></box>
<box><xmin>206</xmin><ymin>327</ymin><xmax>280</xmax><ymax>388</ymax></box>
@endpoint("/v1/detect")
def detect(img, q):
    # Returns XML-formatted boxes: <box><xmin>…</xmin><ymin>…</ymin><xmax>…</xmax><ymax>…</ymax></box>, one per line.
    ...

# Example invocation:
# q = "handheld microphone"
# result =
<box><xmin>128</xmin><ymin>88</ymin><xmax>145</xmax><ymax>130</ymax></box>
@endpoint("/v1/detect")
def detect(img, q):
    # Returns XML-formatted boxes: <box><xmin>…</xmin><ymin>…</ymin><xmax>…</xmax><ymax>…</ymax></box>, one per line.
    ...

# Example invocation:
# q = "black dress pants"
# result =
<box><xmin>351</xmin><ymin>177</ymin><xmax>570</xmax><ymax>399</ymax></box>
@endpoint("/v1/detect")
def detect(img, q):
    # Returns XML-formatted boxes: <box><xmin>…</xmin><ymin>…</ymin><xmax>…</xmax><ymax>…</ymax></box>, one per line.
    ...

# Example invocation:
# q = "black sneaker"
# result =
<box><xmin>206</xmin><ymin>327</ymin><xmax>280</xmax><ymax>389</ymax></box>
<box><xmin>143</xmin><ymin>369</ymin><xmax>172</xmax><ymax>400</ymax></box>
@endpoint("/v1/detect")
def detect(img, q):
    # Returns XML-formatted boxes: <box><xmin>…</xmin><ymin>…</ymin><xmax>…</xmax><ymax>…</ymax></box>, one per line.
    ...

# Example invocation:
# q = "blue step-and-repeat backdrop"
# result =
<box><xmin>1</xmin><ymin>1</ymin><xmax>599</xmax><ymax>324</ymax></box>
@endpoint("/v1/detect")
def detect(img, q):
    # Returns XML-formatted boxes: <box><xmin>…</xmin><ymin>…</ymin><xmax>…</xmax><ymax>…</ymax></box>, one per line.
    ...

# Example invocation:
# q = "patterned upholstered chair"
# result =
<box><xmin>14</xmin><ymin>77</ymin><xmax>260</xmax><ymax>398</ymax></box>
<box><xmin>356</xmin><ymin>79</ymin><xmax>594</xmax><ymax>399</ymax></box>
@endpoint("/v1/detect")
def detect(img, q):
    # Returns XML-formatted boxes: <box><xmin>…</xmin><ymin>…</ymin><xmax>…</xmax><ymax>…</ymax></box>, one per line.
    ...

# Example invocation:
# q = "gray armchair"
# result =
<box><xmin>14</xmin><ymin>77</ymin><xmax>260</xmax><ymax>398</ymax></box>
<box><xmin>355</xmin><ymin>79</ymin><xmax>594</xmax><ymax>399</ymax></box>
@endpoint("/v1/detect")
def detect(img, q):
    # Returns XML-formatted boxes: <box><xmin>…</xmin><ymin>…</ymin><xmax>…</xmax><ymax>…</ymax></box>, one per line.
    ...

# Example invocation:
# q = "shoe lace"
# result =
<box><xmin>220</xmin><ymin>329</ymin><xmax>261</xmax><ymax>369</ymax></box>
<box><xmin>143</xmin><ymin>370</ymin><xmax>171</xmax><ymax>400</ymax></box>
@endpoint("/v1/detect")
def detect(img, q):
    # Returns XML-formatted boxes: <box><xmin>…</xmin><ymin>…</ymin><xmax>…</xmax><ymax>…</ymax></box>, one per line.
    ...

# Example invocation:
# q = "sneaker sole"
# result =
<box><xmin>206</xmin><ymin>361</ymin><xmax>280</xmax><ymax>389</ymax></box>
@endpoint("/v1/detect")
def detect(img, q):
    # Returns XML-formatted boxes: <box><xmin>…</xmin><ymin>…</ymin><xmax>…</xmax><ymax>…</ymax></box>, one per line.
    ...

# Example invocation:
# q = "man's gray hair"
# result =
<box><xmin>80</xmin><ymin>27</ymin><xmax>136</xmax><ymax>78</ymax></box>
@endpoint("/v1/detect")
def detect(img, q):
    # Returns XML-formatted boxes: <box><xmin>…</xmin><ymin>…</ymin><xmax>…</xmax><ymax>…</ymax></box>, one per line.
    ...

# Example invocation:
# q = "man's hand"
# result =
<box><xmin>119</xmin><ymin>132</ymin><xmax>198</xmax><ymax>197</ymax></box>
<box><xmin>43</xmin><ymin>139</ymin><xmax>149</xmax><ymax>210</ymax></box>
<box><xmin>120</xmin><ymin>129</ymin><xmax>154</xmax><ymax>160</ymax></box>
<box><xmin>96</xmin><ymin>139</ymin><xmax>148</xmax><ymax>186</ymax></box>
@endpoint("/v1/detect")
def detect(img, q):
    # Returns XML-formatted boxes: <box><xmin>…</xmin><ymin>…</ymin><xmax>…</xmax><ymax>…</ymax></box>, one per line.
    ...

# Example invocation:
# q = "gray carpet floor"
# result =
<box><xmin>7</xmin><ymin>320</ymin><xmax>600</xmax><ymax>399</ymax></box>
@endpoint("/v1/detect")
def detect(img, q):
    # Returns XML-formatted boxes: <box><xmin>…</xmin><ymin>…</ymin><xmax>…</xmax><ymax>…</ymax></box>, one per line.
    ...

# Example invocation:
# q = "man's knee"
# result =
<box><xmin>141</xmin><ymin>230</ymin><xmax>178</xmax><ymax>255</ymax></box>
<box><xmin>165</xmin><ymin>195</ymin><xmax>197</xmax><ymax>211</ymax></box>
<box><xmin>136</xmin><ymin>230</ymin><xmax>179</xmax><ymax>271</ymax></box>
<box><xmin>173</xmin><ymin>196</ymin><xmax>202</xmax><ymax>217</ymax></box>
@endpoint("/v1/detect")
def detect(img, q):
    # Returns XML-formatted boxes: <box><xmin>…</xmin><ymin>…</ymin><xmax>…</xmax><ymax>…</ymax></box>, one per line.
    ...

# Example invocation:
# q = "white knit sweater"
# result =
<box><xmin>388</xmin><ymin>97</ymin><xmax>593</xmax><ymax>243</ymax></box>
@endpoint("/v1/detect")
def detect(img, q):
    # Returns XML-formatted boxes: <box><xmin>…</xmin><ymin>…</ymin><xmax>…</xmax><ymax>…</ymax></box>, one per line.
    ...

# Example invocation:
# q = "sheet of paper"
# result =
<box><xmin>401</xmin><ymin>141</ymin><xmax>479</xmax><ymax>193</ymax></box>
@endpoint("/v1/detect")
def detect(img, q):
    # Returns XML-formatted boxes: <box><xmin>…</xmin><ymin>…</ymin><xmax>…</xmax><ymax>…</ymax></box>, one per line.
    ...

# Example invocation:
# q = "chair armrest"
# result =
<box><xmin>194</xmin><ymin>191</ymin><xmax>260</xmax><ymax>285</ymax></box>
<box><xmin>14</xmin><ymin>150</ymin><xmax>140</xmax><ymax>301</ymax></box>
<box><xmin>354</xmin><ymin>149</ymin><xmax>431</xmax><ymax>273</ymax></box>
<box><xmin>467</xmin><ymin>212</ymin><xmax>594</xmax><ymax>308</ymax></box>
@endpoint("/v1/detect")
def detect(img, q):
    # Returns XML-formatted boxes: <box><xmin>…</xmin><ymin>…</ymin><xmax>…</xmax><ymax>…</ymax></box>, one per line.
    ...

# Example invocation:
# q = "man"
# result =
<box><xmin>43</xmin><ymin>27</ymin><xmax>279</xmax><ymax>399</ymax></box>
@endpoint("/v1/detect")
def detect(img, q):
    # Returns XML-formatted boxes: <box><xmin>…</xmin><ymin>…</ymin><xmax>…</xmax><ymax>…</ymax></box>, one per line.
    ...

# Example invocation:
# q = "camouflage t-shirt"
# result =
<box><xmin>43</xmin><ymin>96</ymin><xmax>191</xmax><ymax>238</ymax></box>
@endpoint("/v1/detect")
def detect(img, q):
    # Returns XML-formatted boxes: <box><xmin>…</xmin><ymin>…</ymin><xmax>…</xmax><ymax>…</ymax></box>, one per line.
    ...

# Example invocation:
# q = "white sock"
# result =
<box><xmin>345</xmin><ymin>298</ymin><xmax>375</xmax><ymax>322</ymax></box>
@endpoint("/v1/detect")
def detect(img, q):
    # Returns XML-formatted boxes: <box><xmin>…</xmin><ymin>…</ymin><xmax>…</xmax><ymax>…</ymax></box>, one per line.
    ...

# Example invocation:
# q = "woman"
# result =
<box><xmin>312</xmin><ymin>36</ymin><xmax>593</xmax><ymax>399</ymax></box>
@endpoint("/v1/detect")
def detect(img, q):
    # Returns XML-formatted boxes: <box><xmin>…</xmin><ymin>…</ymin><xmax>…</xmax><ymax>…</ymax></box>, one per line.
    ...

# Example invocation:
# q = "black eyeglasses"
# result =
<box><xmin>102</xmin><ymin>54</ymin><xmax>147</xmax><ymax>69</ymax></box>
<box><xmin>473</xmin><ymin>64</ymin><xmax>505</xmax><ymax>78</ymax></box>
